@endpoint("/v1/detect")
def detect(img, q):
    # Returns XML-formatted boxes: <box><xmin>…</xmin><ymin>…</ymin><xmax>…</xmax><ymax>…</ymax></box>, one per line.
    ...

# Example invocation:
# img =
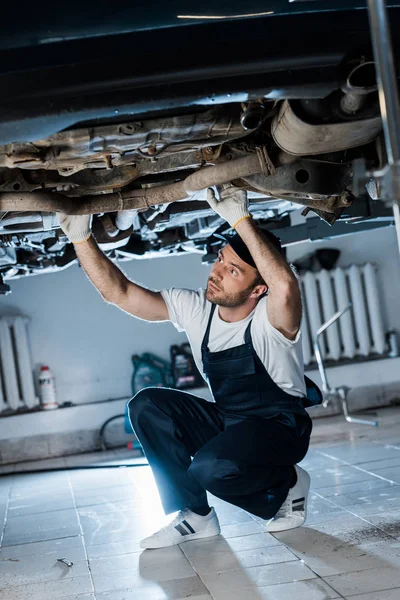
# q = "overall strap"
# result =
<box><xmin>244</xmin><ymin>319</ymin><xmax>253</xmax><ymax>345</ymax></box>
<box><xmin>201</xmin><ymin>303</ymin><xmax>217</xmax><ymax>352</ymax></box>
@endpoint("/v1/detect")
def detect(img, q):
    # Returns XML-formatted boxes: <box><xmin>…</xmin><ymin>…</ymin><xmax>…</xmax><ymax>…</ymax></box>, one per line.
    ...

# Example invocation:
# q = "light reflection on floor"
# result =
<box><xmin>1</xmin><ymin>406</ymin><xmax>400</xmax><ymax>599</ymax></box>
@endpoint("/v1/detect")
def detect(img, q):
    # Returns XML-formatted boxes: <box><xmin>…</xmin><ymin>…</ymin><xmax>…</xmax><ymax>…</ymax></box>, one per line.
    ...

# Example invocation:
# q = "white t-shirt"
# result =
<box><xmin>161</xmin><ymin>287</ymin><xmax>306</xmax><ymax>398</ymax></box>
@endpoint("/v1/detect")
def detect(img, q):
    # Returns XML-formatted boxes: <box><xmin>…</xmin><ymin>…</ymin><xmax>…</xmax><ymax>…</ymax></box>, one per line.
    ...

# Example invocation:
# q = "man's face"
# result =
<box><xmin>206</xmin><ymin>244</ymin><xmax>265</xmax><ymax>308</ymax></box>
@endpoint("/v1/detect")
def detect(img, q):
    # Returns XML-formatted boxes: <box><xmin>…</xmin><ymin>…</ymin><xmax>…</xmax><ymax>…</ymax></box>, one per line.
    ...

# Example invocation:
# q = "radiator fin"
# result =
<box><xmin>0</xmin><ymin>317</ymin><xmax>38</xmax><ymax>412</ymax></box>
<box><xmin>300</xmin><ymin>264</ymin><xmax>386</xmax><ymax>366</ymax></box>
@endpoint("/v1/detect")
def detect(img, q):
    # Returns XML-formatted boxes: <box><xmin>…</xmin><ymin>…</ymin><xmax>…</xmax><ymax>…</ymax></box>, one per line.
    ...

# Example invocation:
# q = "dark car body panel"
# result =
<box><xmin>1</xmin><ymin>1</ymin><xmax>400</xmax><ymax>143</ymax></box>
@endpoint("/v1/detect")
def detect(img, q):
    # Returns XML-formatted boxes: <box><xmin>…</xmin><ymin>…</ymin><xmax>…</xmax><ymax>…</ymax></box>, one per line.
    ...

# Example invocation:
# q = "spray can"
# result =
<box><xmin>38</xmin><ymin>365</ymin><xmax>58</xmax><ymax>409</ymax></box>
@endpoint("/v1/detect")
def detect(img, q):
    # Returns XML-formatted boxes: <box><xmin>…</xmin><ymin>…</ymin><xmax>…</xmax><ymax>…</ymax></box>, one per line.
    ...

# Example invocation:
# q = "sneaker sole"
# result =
<box><xmin>140</xmin><ymin>528</ymin><xmax>221</xmax><ymax>550</ymax></box>
<box><xmin>266</xmin><ymin>471</ymin><xmax>310</xmax><ymax>533</ymax></box>
<box><xmin>266</xmin><ymin>511</ymin><xmax>306</xmax><ymax>533</ymax></box>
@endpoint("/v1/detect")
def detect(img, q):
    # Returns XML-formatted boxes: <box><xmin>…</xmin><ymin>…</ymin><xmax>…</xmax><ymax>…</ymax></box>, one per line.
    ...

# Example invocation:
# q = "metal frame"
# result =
<box><xmin>314</xmin><ymin>304</ymin><xmax>379</xmax><ymax>426</ymax></box>
<box><xmin>367</xmin><ymin>0</ymin><xmax>400</xmax><ymax>251</ymax></box>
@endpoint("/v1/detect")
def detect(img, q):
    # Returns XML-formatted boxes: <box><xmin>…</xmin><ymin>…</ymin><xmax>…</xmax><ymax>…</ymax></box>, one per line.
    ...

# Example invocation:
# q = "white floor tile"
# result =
<box><xmin>341</xmin><ymin>497</ymin><xmax>400</xmax><ymax>517</ymax></box>
<box><xmin>94</xmin><ymin>575</ymin><xmax>210</xmax><ymax>599</ymax></box>
<box><xmin>273</xmin><ymin>518</ymin><xmax>393</xmax><ymax>558</ymax></box>
<box><xmin>325</xmin><ymin>565</ymin><xmax>400</xmax><ymax>596</ymax></box>
<box><xmin>91</xmin><ymin>546</ymin><xmax>195</xmax><ymax>592</ymax></box>
<box><xmin>316</xmin><ymin>478</ymin><xmax>396</xmax><ymax>497</ymax></box>
<box><xmin>303</xmin><ymin>494</ymin><xmax>348</xmax><ymax>525</ymax></box>
<box><xmin>0</xmin><ymin>535</ymin><xmax>84</xmax><ymax>559</ymax></box>
<box><xmin>215</xmin><ymin>507</ymin><xmax>254</xmax><ymax>526</ymax></box>
<box><xmin>353</xmin><ymin>456</ymin><xmax>400</xmax><ymax>471</ymax></box>
<box><xmin>180</xmin><ymin>532</ymin><xmax>281</xmax><ymax>560</ymax></box>
<box><xmin>3</xmin><ymin>405</ymin><xmax>400</xmax><ymax>599</ymax></box>
<box><xmin>317</xmin><ymin>484</ymin><xmax>400</xmax><ymax>507</ymax></box>
<box><xmin>189</xmin><ymin>545</ymin><xmax>296</xmax><ymax>575</ymax></box>
<box><xmin>298</xmin><ymin>540</ymin><xmax>400</xmax><ymax>576</ymax></box>
<box><xmin>361</xmin><ymin>512</ymin><xmax>400</xmax><ymax>539</ymax></box>
<box><xmin>0</xmin><ymin>546</ymin><xmax>88</xmax><ymax>587</ymax></box>
<box><xmin>349</xmin><ymin>589</ymin><xmax>400</xmax><ymax>600</ymax></box>
<box><xmin>85</xmin><ymin>537</ymin><xmax>143</xmax><ymax>559</ymax></box>
<box><xmin>219</xmin><ymin>520</ymin><xmax>264</xmax><ymax>539</ymax></box>
<box><xmin>0</xmin><ymin>575</ymin><xmax>93</xmax><ymax>600</ymax></box>
<box><xmin>199</xmin><ymin>560</ymin><xmax>316</xmax><ymax>596</ymax></box>
<box><xmin>211</xmin><ymin>579</ymin><xmax>340</xmax><ymax>600</ymax></box>
<box><xmin>55</xmin><ymin>596</ymin><xmax>95</xmax><ymax>600</ymax></box>
<box><xmin>7</xmin><ymin>497</ymin><xmax>76</xmax><ymax>518</ymax></box>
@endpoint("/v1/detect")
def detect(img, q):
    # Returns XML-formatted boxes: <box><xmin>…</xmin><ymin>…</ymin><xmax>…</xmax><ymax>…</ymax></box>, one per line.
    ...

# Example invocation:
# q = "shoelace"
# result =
<box><xmin>157</xmin><ymin>509</ymin><xmax>192</xmax><ymax>533</ymax></box>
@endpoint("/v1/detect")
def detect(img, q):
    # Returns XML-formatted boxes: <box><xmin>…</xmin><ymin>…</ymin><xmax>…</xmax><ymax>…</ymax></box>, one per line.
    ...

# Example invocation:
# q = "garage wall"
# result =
<box><xmin>1</xmin><ymin>222</ymin><xmax>400</xmax><ymax>463</ymax></box>
<box><xmin>286</xmin><ymin>223</ymin><xmax>400</xmax><ymax>418</ymax></box>
<box><xmin>1</xmin><ymin>224</ymin><xmax>400</xmax><ymax>406</ymax></box>
<box><xmin>0</xmin><ymin>253</ymin><xmax>211</xmax><ymax>406</ymax></box>
<box><xmin>286</xmin><ymin>223</ymin><xmax>400</xmax><ymax>336</ymax></box>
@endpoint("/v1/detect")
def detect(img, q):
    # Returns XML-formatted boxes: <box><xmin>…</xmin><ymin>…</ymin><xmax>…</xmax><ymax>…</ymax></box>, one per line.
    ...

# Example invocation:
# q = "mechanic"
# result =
<box><xmin>58</xmin><ymin>184</ymin><xmax>320</xmax><ymax>550</ymax></box>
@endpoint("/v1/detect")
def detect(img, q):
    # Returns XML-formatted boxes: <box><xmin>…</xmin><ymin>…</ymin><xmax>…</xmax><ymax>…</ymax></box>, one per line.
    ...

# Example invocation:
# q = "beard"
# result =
<box><xmin>206</xmin><ymin>277</ymin><xmax>256</xmax><ymax>308</ymax></box>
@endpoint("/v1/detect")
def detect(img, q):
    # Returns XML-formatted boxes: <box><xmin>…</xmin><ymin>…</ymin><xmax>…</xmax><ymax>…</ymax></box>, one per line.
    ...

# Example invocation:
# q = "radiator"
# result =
<box><xmin>0</xmin><ymin>317</ymin><xmax>38</xmax><ymax>412</ymax></box>
<box><xmin>300</xmin><ymin>264</ymin><xmax>387</xmax><ymax>366</ymax></box>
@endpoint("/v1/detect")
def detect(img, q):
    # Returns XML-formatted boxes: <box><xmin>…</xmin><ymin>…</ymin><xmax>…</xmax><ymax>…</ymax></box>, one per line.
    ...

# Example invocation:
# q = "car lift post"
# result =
<box><xmin>314</xmin><ymin>304</ymin><xmax>379</xmax><ymax>427</ymax></box>
<box><xmin>367</xmin><ymin>0</ymin><xmax>400</xmax><ymax>252</ymax></box>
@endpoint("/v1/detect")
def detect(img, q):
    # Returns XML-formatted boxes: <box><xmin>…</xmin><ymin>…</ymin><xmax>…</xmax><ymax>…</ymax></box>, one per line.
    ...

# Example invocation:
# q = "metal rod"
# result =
<box><xmin>367</xmin><ymin>0</ymin><xmax>400</xmax><ymax>165</ymax></box>
<box><xmin>315</xmin><ymin>304</ymin><xmax>352</xmax><ymax>338</ymax></box>
<box><xmin>314</xmin><ymin>337</ymin><xmax>329</xmax><ymax>393</ymax></box>
<box><xmin>368</xmin><ymin>0</ymin><xmax>400</xmax><ymax>256</ymax></box>
<box><xmin>313</xmin><ymin>304</ymin><xmax>352</xmax><ymax>393</ymax></box>
<box><xmin>393</xmin><ymin>201</ymin><xmax>400</xmax><ymax>252</ymax></box>
<box><xmin>340</xmin><ymin>389</ymin><xmax>379</xmax><ymax>427</ymax></box>
<box><xmin>313</xmin><ymin>304</ymin><xmax>378</xmax><ymax>427</ymax></box>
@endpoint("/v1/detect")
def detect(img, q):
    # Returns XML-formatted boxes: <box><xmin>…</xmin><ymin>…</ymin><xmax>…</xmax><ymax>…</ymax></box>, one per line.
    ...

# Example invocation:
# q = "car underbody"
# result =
<box><xmin>0</xmin><ymin>3</ymin><xmax>398</xmax><ymax>288</ymax></box>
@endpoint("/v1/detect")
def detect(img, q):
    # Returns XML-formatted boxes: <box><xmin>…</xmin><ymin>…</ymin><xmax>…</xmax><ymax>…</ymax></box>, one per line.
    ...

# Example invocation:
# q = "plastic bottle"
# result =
<box><xmin>171</xmin><ymin>343</ymin><xmax>203</xmax><ymax>390</ymax></box>
<box><xmin>38</xmin><ymin>365</ymin><xmax>58</xmax><ymax>409</ymax></box>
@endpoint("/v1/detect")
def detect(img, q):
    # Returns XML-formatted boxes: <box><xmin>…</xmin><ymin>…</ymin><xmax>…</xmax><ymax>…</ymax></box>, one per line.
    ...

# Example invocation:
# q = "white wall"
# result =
<box><xmin>286</xmin><ymin>222</ymin><xmax>400</xmax><ymax>397</ymax></box>
<box><xmin>1</xmin><ymin>222</ymin><xmax>400</xmax><ymax>411</ymax></box>
<box><xmin>286</xmin><ymin>223</ymin><xmax>400</xmax><ymax>336</ymax></box>
<box><xmin>0</xmin><ymin>253</ymin><xmax>212</xmax><ymax>406</ymax></box>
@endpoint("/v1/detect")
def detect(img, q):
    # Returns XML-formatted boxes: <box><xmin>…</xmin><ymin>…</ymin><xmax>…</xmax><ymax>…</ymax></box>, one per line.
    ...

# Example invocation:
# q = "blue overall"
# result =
<box><xmin>129</xmin><ymin>303</ymin><xmax>321</xmax><ymax>519</ymax></box>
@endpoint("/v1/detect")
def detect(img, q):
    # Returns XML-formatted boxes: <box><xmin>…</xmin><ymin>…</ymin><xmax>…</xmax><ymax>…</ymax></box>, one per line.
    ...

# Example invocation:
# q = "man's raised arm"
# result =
<box><xmin>58</xmin><ymin>214</ymin><xmax>169</xmax><ymax>322</ymax></box>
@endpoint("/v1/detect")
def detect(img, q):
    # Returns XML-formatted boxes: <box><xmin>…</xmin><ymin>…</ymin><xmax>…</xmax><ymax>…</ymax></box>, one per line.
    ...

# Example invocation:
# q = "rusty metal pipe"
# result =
<box><xmin>0</xmin><ymin>153</ymin><xmax>266</xmax><ymax>215</ymax></box>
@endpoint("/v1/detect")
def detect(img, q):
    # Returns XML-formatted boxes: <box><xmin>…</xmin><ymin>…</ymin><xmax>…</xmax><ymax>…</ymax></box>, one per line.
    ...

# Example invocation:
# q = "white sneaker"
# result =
<box><xmin>266</xmin><ymin>465</ymin><xmax>310</xmax><ymax>532</ymax></box>
<box><xmin>140</xmin><ymin>507</ymin><xmax>221</xmax><ymax>549</ymax></box>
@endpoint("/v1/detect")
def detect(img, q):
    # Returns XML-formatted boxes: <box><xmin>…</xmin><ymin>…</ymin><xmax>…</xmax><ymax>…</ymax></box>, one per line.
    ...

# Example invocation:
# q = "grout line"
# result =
<box><xmin>67</xmin><ymin>473</ymin><xmax>96</xmax><ymax>597</ymax></box>
<box><xmin>6</xmin><ymin>504</ymin><xmax>77</xmax><ymax>519</ymax></box>
<box><xmin>315</xmin><ymin>450</ymin><xmax>400</xmax><ymax>485</ymax></box>
<box><xmin>0</xmin><ymin>534</ymin><xmax>82</xmax><ymax>549</ymax></box>
<box><xmin>177</xmin><ymin>543</ymin><xmax>217</xmax><ymax>599</ymax></box>
<box><xmin>344</xmin><ymin>585</ymin><xmax>400</xmax><ymax>598</ymax></box>
<box><xmin>268</xmin><ymin>537</ymin><xmax>347</xmax><ymax>600</ymax></box>
<box><xmin>312</xmin><ymin>490</ymin><xmax>400</xmax><ymax>543</ymax></box>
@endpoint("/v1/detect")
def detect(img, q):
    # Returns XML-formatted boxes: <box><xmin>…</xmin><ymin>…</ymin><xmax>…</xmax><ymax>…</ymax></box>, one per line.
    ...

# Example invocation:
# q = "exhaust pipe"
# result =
<box><xmin>0</xmin><ymin>152</ymin><xmax>270</xmax><ymax>215</ymax></box>
<box><xmin>341</xmin><ymin>61</ymin><xmax>378</xmax><ymax>115</ymax></box>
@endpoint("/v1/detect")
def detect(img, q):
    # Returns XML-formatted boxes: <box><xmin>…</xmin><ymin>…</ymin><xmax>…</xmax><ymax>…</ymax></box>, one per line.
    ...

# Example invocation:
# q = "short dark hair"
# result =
<box><xmin>218</xmin><ymin>229</ymin><xmax>283</xmax><ymax>270</ymax></box>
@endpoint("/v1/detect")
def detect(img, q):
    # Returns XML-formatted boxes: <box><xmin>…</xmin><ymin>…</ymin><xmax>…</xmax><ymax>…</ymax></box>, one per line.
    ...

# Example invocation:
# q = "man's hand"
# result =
<box><xmin>57</xmin><ymin>213</ymin><xmax>92</xmax><ymax>244</ymax></box>
<box><xmin>206</xmin><ymin>184</ymin><xmax>250</xmax><ymax>228</ymax></box>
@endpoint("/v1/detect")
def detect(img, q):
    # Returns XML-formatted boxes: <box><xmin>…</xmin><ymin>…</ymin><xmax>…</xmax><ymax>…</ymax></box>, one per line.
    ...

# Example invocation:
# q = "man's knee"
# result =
<box><xmin>127</xmin><ymin>387</ymin><xmax>158</xmax><ymax>426</ymax></box>
<box><xmin>188</xmin><ymin>452</ymin><xmax>243</xmax><ymax>494</ymax></box>
<box><xmin>128</xmin><ymin>389</ymin><xmax>148</xmax><ymax>423</ymax></box>
<box><xmin>128</xmin><ymin>386</ymin><xmax>173</xmax><ymax>426</ymax></box>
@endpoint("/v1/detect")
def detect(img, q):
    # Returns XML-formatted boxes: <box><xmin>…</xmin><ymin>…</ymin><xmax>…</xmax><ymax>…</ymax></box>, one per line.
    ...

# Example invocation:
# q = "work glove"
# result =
<box><xmin>57</xmin><ymin>213</ymin><xmax>92</xmax><ymax>244</ymax></box>
<box><xmin>206</xmin><ymin>184</ymin><xmax>250</xmax><ymax>229</ymax></box>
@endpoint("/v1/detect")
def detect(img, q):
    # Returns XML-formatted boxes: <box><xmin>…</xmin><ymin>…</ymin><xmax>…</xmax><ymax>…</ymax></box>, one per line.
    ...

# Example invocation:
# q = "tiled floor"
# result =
<box><xmin>2</xmin><ymin>406</ymin><xmax>400</xmax><ymax>599</ymax></box>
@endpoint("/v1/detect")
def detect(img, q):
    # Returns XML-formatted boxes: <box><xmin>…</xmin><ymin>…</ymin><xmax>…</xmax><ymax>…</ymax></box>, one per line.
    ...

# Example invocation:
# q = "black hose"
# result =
<box><xmin>99</xmin><ymin>413</ymin><xmax>126</xmax><ymax>451</ymax></box>
<box><xmin>6</xmin><ymin>414</ymin><xmax>147</xmax><ymax>476</ymax></box>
